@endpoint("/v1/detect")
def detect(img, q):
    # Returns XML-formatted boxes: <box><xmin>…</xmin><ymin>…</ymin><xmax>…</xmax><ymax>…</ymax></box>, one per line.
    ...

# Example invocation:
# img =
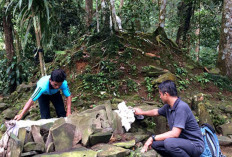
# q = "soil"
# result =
<box><xmin>221</xmin><ymin>146</ymin><xmax>232</xmax><ymax>157</ymax></box>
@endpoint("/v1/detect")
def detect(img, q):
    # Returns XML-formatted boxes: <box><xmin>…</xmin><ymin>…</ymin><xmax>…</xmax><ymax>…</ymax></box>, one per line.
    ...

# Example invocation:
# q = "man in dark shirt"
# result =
<box><xmin>134</xmin><ymin>80</ymin><xmax>204</xmax><ymax>157</ymax></box>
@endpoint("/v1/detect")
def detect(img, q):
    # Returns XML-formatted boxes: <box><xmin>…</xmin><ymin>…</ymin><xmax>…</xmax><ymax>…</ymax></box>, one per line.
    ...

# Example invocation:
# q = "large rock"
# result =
<box><xmin>9</xmin><ymin>133</ymin><xmax>22</xmax><ymax>157</ymax></box>
<box><xmin>132</xmin><ymin>148</ymin><xmax>160</xmax><ymax>157</ymax></box>
<box><xmin>23</xmin><ymin>142</ymin><xmax>45</xmax><ymax>152</ymax></box>
<box><xmin>152</xmin><ymin>72</ymin><xmax>176</xmax><ymax>84</ymax></box>
<box><xmin>218</xmin><ymin>136</ymin><xmax>232</xmax><ymax>146</ymax></box>
<box><xmin>0</xmin><ymin>103</ymin><xmax>7</xmax><ymax>111</ymax></box>
<box><xmin>66</xmin><ymin>106</ymin><xmax>113</xmax><ymax>146</ymax></box>
<box><xmin>2</xmin><ymin>108</ymin><xmax>18</xmax><ymax>119</ymax></box>
<box><xmin>35</xmin><ymin>147</ymin><xmax>97</xmax><ymax>157</ymax></box>
<box><xmin>89</xmin><ymin>131</ymin><xmax>112</xmax><ymax>146</ymax></box>
<box><xmin>31</xmin><ymin>125</ymin><xmax>45</xmax><ymax>145</ymax></box>
<box><xmin>217</xmin><ymin>123</ymin><xmax>232</xmax><ymax>136</ymax></box>
<box><xmin>141</xmin><ymin>65</ymin><xmax>167</xmax><ymax>77</ymax></box>
<box><xmin>113</xmin><ymin>140</ymin><xmax>136</xmax><ymax>149</ymax></box>
<box><xmin>18</xmin><ymin>128</ymin><xmax>27</xmax><ymax>149</ymax></box>
<box><xmin>197</xmin><ymin>102</ymin><xmax>214</xmax><ymax>127</ymax></box>
<box><xmin>51</xmin><ymin>123</ymin><xmax>76</xmax><ymax>152</ymax></box>
<box><xmin>91</xmin><ymin>144</ymin><xmax>130</xmax><ymax>157</ymax></box>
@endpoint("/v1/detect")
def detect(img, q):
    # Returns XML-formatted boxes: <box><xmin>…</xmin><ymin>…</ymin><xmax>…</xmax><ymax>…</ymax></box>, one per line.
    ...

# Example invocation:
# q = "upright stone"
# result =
<box><xmin>9</xmin><ymin>133</ymin><xmax>22</xmax><ymax>157</ymax></box>
<box><xmin>18</xmin><ymin>128</ymin><xmax>27</xmax><ymax>149</ymax></box>
<box><xmin>51</xmin><ymin>123</ymin><xmax>76</xmax><ymax>151</ymax></box>
<box><xmin>31</xmin><ymin>125</ymin><xmax>45</xmax><ymax>145</ymax></box>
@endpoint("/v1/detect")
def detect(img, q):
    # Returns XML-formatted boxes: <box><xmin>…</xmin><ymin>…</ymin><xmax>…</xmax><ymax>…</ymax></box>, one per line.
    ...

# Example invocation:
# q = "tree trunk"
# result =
<box><xmin>2</xmin><ymin>15</ymin><xmax>14</xmax><ymax>63</ymax></box>
<box><xmin>158</xmin><ymin>0</ymin><xmax>167</xmax><ymax>28</ymax></box>
<box><xmin>176</xmin><ymin>0</ymin><xmax>193</xmax><ymax>47</ymax></box>
<box><xmin>110</xmin><ymin>0</ymin><xmax>118</xmax><ymax>31</ymax></box>
<box><xmin>85</xmin><ymin>0</ymin><xmax>93</xmax><ymax>27</ymax></box>
<box><xmin>218</xmin><ymin>0</ymin><xmax>232</xmax><ymax>78</ymax></box>
<box><xmin>96</xmin><ymin>0</ymin><xmax>100</xmax><ymax>32</ymax></box>
<box><xmin>120</xmin><ymin>0</ymin><xmax>124</xmax><ymax>9</ymax></box>
<box><xmin>33</xmin><ymin>16</ymin><xmax>46</xmax><ymax>76</ymax></box>
<box><xmin>101</xmin><ymin>0</ymin><xmax>111</xmax><ymax>33</ymax></box>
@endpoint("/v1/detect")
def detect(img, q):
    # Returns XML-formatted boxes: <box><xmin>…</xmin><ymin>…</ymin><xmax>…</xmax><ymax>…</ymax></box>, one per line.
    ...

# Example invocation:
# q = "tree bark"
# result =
<box><xmin>176</xmin><ymin>0</ymin><xmax>193</xmax><ymax>47</ymax></box>
<box><xmin>159</xmin><ymin>0</ymin><xmax>167</xmax><ymax>28</ymax></box>
<box><xmin>85</xmin><ymin>0</ymin><xmax>93</xmax><ymax>27</ymax></box>
<box><xmin>96</xmin><ymin>0</ymin><xmax>100</xmax><ymax>32</ymax></box>
<box><xmin>3</xmin><ymin>15</ymin><xmax>14</xmax><ymax>63</ymax></box>
<box><xmin>110</xmin><ymin>0</ymin><xmax>118</xmax><ymax>31</ymax></box>
<box><xmin>218</xmin><ymin>0</ymin><xmax>232</xmax><ymax>78</ymax></box>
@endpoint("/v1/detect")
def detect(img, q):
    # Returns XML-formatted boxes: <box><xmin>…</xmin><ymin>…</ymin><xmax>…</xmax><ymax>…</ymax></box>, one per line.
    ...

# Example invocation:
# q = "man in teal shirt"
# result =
<box><xmin>14</xmin><ymin>69</ymin><xmax>72</xmax><ymax>120</ymax></box>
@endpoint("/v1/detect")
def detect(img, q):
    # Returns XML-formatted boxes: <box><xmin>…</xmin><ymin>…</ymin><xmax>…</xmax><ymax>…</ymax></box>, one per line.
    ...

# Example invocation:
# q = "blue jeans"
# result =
<box><xmin>152</xmin><ymin>138</ymin><xmax>204</xmax><ymax>157</ymax></box>
<box><xmin>38</xmin><ymin>91</ymin><xmax>66</xmax><ymax>119</ymax></box>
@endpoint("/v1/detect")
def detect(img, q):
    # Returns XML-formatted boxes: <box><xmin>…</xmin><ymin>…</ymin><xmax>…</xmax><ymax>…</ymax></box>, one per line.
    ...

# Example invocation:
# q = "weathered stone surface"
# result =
<box><xmin>225</xmin><ymin>105</ymin><xmax>232</xmax><ymax>114</ymax></box>
<box><xmin>45</xmin><ymin>131</ymin><xmax>53</xmax><ymax>153</ymax></box>
<box><xmin>9</xmin><ymin>133</ymin><xmax>22</xmax><ymax>157</ymax></box>
<box><xmin>104</xmin><ymin>100</ymin><xmax>113</xmax><ymax>126</ymax></box>
<box><xmin>112</xmin><ymin>111</ymin><xmax>124</xmax><ymax>134</ymax></box>
<box><xmin>51</xmin><ymin>123</ymin><xmax>76</xmax><ymax>152</ymax></box>
<box><xmin>46</xmin><ymin>142</ymin><xmax>55</xmax><ymax>153</ymax></box>
<box><xmin>21</xmin><ymin>151</ymin><xmax>38</xmax><ymax>157</ymax></box>
<box><xmin>23</xmin><ymin>142</ymin><xmax>45</xmax><ymax>152</ymax></box>
<box><xmin>152</xmin><ymin>72</ymin><xmax>176</xmax><ymax>84</ymax></box>
<box><xmin>113</xmin><ymin>140</ymin><xmax>136</xmax><ymax>148</ymax></box>
<box><xmin>197</xmin><ymin>103</ymin><xmax>214</xmax><ymax>127</ymax></box>
<box><xmin>2</xmin><ymin>108</ymin><xmax>18</xmax><ymax>119</ymax></box>
<box><xmin>35</xmin><ymin>147</ymin><xmax>97</xmax><ymax>157</ymax></box>
<box><xmin>25</xmin><ymin>131</ymin><xmax>34</xmax><ymax>144</ymax></box>
<box><xmin>89</xmin><ymin>131</ymin><xmax>112</xmax><ymax>146</ymax></box>
<box><xmin>66</xmin><ymin>106</ymin><xmax>112</xmax><ymax>146</ymax></box>
<box><xmin>217</xmin><ymin>123</ymin><xmax>232</xmax><ymax>136</ymax></box>
<box><xmin>132</xmin><ymin>148</ymin><xmax>160</xmax><ymax>157</ymax></box>
<box><xmin>31</xmin><ymin>125</ymin><xmax>45</xmax><ymax>145</ymax></box>
<box><xmin>92</xmin><ymin>144</ymin><xmax>130</xmax><ymax>157</ymax></box>
<box><xmin>40</xmin><ymin>122</ymin><xmax>54</xmax><ymax>131</ymax></box>
<box><xmin>18</xmin><ymin>128</ymin><xmax>27</xmax><ymax>149</ymax></box>
<box><xmin>141</xmin><ymin>65</ymin><xmax>166</xmax><ymax>77</ymax></box>
<box><xmin>0</xmin><ymin>103</ymin><xmax>7</xmax><ymax>111</ymax></box>
<box><xmin>218</xmin><ymin>136</ymin><xmax>232</xmax><ymax>146</ymax></box>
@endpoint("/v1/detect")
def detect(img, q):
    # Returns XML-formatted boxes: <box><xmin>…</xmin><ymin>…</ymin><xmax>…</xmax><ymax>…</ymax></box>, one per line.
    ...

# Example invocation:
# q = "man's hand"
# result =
<box><xmin>14</xmin><ymin>113</ymin><xmax>23</xmax><ymax>121</ymax></box>
<box><xmin>133</xmin><ymin>107</ymin><xmax>143</xmax><ymax>115</ymax></box>
<box><xmin>66</xmin><ymin>111</ymin><xmax>71</xmax><ymax>117</ymax></box>
<box><xmin>141</xmin><ymin>137</ymin><xmax>153</xmax><ymax>153</ymax></box>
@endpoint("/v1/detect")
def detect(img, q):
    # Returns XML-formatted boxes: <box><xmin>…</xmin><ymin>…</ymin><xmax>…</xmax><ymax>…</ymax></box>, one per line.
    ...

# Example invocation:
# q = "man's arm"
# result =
<box><xmin>14</xmin><ymin>98</ymin><xmax>34</xmax><ymax>121</ymax></box>
<box><xmin>141</xmin><ymin>127</ymin><xmax>182</xmax><ymax>153</ymax></box>
<box><xmin>134</xmin><ymin>108</ymin><xmax>159</xmax><ymax>116</ymax></box>
<box><xmin>66</xmin><ymin>96</ymin><xmax>72</xmax><ymax>116</ymax></box>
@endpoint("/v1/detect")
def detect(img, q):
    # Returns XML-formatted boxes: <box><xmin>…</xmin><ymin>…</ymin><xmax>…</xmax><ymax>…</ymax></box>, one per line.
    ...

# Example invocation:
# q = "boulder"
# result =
<box><xmin>141</xmin><ymin>65</ymin><xmax>166</xmax><ymax>77</ymax></box>
<box><xmin>51</xmin><ymin>123</ymin><xmax>76</xmax><ymax>151</ymax></box>
<box><xmin>218</xmin><ymin>136</ymin><xmax>232</xmax><ymax>146</ymax></box>
<box><xmin>217</xmin><ymin>123</ymin><xmax>232</xmax><ymax>136</ymax></box>
<box><xmin>152</xmin><ymin>72</ymin><xmax>176</xmax><ymax>84</ymax></box>
<box><xmin>89</xmin><ymin>131</ymin><xmax>112</xmax><ymax>146</ymax></box>
<box><xmin>9</xmin><ymin>133</ymin><xmax>22</xmax><ymax>157</ymax></box>
<box><xmin>31</xmin><ymin>125</ymin><xmax>45</xmax><ymax>145</ymax></box>
<box><xmin>132</xmin><ymin>148</ymin><xmax>160</xmax><ymax>157</ymax></box>
<box><xmin>197</xmin><ymin>103</ymin><xmax>214</xmax><ymax>127</ymax></box>
<box><xmin>91</xmin><ymin>144</ymin><xmax>130</xmax><ymax>157</ymax></box>
<box><xmin>23</xmin><ymin>142</ymin><xmax>45</xmax><ymax>152</ymax></box>
<box><xmin>36</xmin><ymin>147</ymin><xmax>97</xmax><ymax>157</ymax></box>
<box><xmin>2</xmin><ymin>108</ymin><xmax>18</xmax><ymax>119</ymax></box>
<box><xmin>0</xmin><ymin>103</ymin><xmax>7</xmax><ymax>111</ymax></box>
<box><xmin>18</xmin><ymin>128</ymin><xmax>27</xmax><ymax>149</ymax></box>
<box><xmin>113</xmin><ymin>140</ymin><xmax>136</xmax><ymax>149</ymax></box>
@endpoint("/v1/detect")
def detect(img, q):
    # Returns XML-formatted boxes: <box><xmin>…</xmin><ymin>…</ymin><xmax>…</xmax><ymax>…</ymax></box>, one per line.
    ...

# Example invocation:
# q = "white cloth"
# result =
<box><xmin>114</xmin><ymin>101</ymin><xmax>135</xmax><ymax>132</ymax></box>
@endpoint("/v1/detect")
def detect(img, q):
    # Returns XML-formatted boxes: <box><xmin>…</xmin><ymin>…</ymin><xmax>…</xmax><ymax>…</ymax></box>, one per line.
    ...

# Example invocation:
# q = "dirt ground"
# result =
<box><xmin>221</xmin><ymin>146</ymin><xmax>232</xmax><ymax>157</ymax></box>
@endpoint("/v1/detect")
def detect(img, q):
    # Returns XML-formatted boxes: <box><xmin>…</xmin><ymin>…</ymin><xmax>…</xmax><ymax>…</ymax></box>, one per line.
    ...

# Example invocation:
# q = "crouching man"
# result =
<box><xmin>134</xmin><ymin>80</ymin><xmax>204</xmax><ymax>157</ymax></box>
<box><xmin>14</xmin><ymin>69</ymin><xmax>72</xmax><ymax>120</ymax></box>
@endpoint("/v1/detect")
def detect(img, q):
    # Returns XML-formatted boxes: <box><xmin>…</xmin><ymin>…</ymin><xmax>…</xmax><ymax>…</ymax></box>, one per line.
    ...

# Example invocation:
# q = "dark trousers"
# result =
<box><xmin>152</xmin><ymin>138</ymin><xmax>204</xmax><ymax>157</ymax></box>
<box><xmin>38</xmin><ymin>91</ymin><xmax>66</xmax><ymax>119</ymax></box>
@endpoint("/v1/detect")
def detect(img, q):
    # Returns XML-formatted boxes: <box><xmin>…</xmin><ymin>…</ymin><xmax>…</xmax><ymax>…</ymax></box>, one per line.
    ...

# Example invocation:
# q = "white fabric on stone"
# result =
<box><xmin>114</xmin><ymin>101</ymin><xmax>135</xmax><ymax>132</ymax></box>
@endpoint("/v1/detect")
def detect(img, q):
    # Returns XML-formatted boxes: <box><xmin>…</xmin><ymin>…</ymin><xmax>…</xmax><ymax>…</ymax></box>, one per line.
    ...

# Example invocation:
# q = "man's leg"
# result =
<box><xmin>50</xmin><ymin>92</ymin><xmax>66</xmax><ymax>117</ymax></box>
<box><xmin>38</xmin><ymin>94</ymin><xmax>51</xmax><ymax>119</ymax></box>
<box><xmin>163</xmin><ymin>138</ymin><xmax>203</xmax><ymax>157</ymax></box>
<box><xmin>151</xmin><ymin>141</ymin><xmax>171</xmax><ymax>157</ymax></box>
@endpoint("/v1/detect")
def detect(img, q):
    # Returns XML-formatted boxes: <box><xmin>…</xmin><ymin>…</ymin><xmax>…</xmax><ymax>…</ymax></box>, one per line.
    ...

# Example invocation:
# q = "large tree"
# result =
<box><xmin>217</xmin><ymin>0</ymin><xmax>232</xmax><ymax>78</ymax></box>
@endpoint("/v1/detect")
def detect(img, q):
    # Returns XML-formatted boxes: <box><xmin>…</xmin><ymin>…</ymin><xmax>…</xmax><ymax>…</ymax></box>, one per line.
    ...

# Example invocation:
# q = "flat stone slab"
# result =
<box><xmin>113</xmin><ymin>140</ymin><xmax>136</xmax><ymax>149</ymax></box>
<box><xmin>34</xmin><ymin>147</ymin><xmax>97</xmax><ymax>157</ymax></box>
<box><xmin>92</xmin><ymin>144</ymin><xmax>130</xmax><ymax>157</ymax></box>
<box><xmin>89</xmin><ymin>131</ymin><xmax>112</xmax><ymax>146</ymax></box>
<box><xmin>218</xmin><ymin>136</ymin><xmax>232</xmax><ymax>146</ymax></box>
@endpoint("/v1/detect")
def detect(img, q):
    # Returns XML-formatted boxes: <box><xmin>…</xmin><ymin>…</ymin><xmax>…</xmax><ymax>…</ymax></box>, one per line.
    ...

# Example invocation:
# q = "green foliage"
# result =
<box><xmin>177</xmin><ymin>79</ymin><xmax>190</xmax><ymax>91</ymax></box>
<box><xmin>174</xmin><ymin>63</ymin><xmax>188</xmax><ymax>76</ymax></box>
<box><xmin>206</xmin><ymin>74</ymin><xmax>232</xmax><ymax>92</ymax></box>
<box><xmin>144</xmin><ymin>77</ymin><xmax>153</xmax><ymax>99</ymax></box>
<box><xmin>0</xmin><ymin>57</ymin><xmax>34</xmax><ymax>94</ymax></box>
<box><xmin>195</xmin><ymin>73</ymin><xmax>210</xmax><ymax>85</ymax></box>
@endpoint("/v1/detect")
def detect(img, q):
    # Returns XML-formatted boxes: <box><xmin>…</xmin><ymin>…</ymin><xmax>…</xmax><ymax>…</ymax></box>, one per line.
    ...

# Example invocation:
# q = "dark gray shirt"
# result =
<box><xmin>158</xmin><ymin>98</ymin><xmax>204</xmax><ymax>147</ymax></box>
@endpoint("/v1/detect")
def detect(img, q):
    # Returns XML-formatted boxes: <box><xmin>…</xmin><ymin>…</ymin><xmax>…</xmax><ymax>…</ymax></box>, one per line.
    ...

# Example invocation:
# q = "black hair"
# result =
<box><xmin>50</xmin><ymin>69</ymin><xmax>66</xmax><ymax>82</ymax></box>
<box><xmin>158</xmin><ymin>80</ymin><xmax>178</xmax><ymax>96</ymax></box>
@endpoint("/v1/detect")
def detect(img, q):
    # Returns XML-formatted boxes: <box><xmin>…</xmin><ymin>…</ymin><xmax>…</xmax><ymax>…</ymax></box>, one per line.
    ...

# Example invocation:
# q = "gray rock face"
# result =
<box><xmin>92</xmin><ymin>144</ymin><xmax>130</xmax><ymax>157</ymax></box>
<box><xmin>23</xmin><ymin>142</ymin><xmax>45</xmax><ymax>152</ymax></box>
<box><xmin>217</xmin><ymin>123</ymin><xmax>232</xmax><ymax>136</ymax></box>
<box><xmin>2</xmin><ymin>108</ymin><xmax>18</xmax><ymax>119</ymax></box>
<box><xmin>51</xmin><ymin>123</ymin><xmax>76</xmax><ymax>152</ymax></box>
<box><xmin>218</xmin><ymin>136</ymin><xmax>232</xmax><ymax>146</ymax></box>
<box><xmin>89</xmin><ymin>131</ymin><xmax>112</xmax><ymax>146</ymax></box>
<box><xmin>0</xmin><ymin>103</ymin><xmax>7</xmax><ymax>111</ymax></box>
